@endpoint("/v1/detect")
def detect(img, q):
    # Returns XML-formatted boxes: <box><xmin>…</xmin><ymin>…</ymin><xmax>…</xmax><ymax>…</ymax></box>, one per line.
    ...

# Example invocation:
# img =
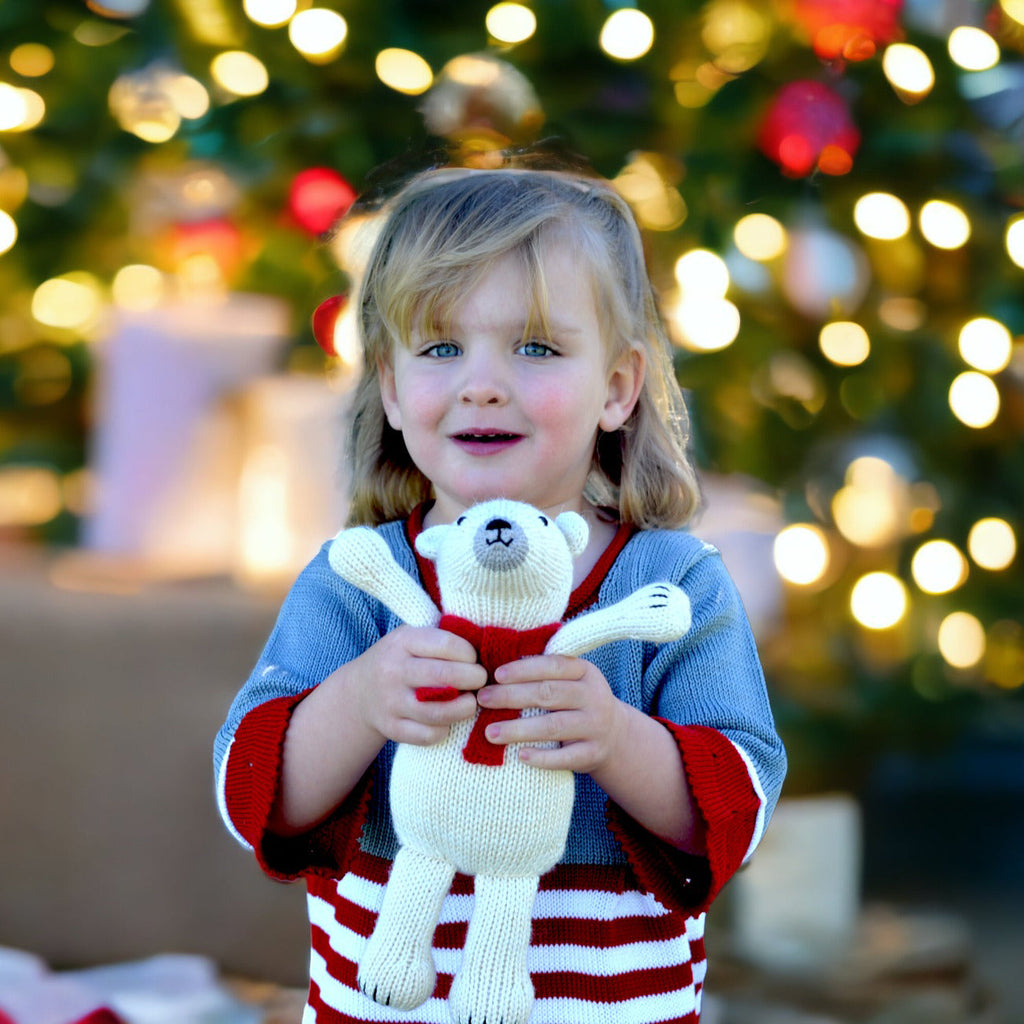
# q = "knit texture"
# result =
<box><xmin>214</xmin><ymin>502</ymin><xmax>787</xmax><ymax>1023</ymax></box>
<box><xmin>326</xmin><ymin>499</ymin><xmax>692</xmax><ymax>1024</ymax></box>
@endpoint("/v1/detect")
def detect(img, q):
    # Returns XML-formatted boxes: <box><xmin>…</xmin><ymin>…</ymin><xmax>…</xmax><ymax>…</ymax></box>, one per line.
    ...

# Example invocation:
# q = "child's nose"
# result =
<box><xmin>457</xmin><ymin>352</ymin><xmax>508</xmax><ymax>405</ymax></box>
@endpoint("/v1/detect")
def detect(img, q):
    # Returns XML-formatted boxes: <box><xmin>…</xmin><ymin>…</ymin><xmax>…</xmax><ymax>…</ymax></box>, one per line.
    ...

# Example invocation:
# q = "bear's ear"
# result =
<box><xmin>555</xmin><ymin>511</ymin><xmax>588</xmax><ymax>558</ymax></box>
<box><xmin>415</xmin><ymin>522</ymin><xmax>451</xmax><ymax>561</ymax></box>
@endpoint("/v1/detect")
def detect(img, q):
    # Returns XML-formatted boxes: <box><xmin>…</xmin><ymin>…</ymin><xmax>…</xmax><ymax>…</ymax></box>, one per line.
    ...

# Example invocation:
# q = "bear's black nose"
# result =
<box><xmin>485</xmin><ymin>518</ymin><xmax>513</xmax><ymax>546</ymax></box>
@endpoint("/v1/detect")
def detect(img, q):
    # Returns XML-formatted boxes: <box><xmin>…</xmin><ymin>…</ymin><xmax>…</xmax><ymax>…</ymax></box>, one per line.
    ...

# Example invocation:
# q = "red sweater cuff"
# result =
<box><xmin>606</xmin><ymin>722</ymin><xmax>761</xmax><ymax>915</ymax></box>
<box><xmin>224</xmin><ymin>693</ymin><xmax>374</xmax><ymax>880</ymax></box>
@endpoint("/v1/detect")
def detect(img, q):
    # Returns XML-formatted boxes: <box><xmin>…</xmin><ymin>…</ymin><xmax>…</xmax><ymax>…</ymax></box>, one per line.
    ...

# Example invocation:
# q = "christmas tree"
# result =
<box><xmin>1</xmin><ymin>0</ymin><xmax>1022</xmax><ymax>790</ymax></box>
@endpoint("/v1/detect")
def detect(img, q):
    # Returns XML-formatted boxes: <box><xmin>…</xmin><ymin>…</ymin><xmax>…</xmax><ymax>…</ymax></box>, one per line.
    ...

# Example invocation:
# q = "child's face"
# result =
<box><xmin>379</xmin><ymin>243</ymin><xmax>643</xmax><ymax>524</ymax></box>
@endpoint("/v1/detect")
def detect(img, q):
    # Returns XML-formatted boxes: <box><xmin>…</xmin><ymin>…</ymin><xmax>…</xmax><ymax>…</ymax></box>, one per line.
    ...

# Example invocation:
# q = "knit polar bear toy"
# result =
<box><xmin>328</xmin><ymin>498</ymin><xmax>692</xmax><ymax>1024</ymax></box>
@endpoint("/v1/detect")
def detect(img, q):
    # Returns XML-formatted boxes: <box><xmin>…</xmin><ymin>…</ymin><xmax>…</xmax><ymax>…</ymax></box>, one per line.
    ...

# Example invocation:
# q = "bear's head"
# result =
<box><xmin>416</xmin><ymin>499</ymin><xmax>588</xmax><ymax>630</ymax></box>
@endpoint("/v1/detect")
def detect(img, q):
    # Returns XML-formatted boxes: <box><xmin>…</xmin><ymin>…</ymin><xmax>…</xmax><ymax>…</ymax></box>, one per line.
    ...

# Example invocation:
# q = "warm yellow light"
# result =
<box><xmin>912</xmin><ymin>539</ymin><xmax>967</xmax><ymax>594</ymax></box>
<box><xmin>938</xmin><ymin>611</ymin><xmax>986</xmax><ymax>669</ymax></box>
<box><xmin>919</xmin><ymin>199</ymin><xmax>971</xmax><ymax>249</ymax></box>
<box><xmin>10</xmin><ymin>43</ymin><xmax>55</xmax><ymax>78</ymax></box>
<box><xmin>0</xmin><ymin>210</ymin><xmax>17</xmax><ymax>255</ymax></box>
<box><xmin>733</xmin><ymin>213</ymin><xmax>787</xmax><ymax>261</ymax></box>
<box><xmin>0</xmin><ymin>466</ymin><xmax>62</xmax><ymax>527</ymax></box>
<box><xmin>31</xmin><ymin>273</ymin><xmax>104</xmax><ymax>331</ymax></box>
<box><xmin>166</xmin><ymin>73</ymin><xmax>210</xmax><ymax>119</ymax></box>
<box><xmin>832</xmin><ymin>457</ymin><xmax>906</xmax><ymax>548</ymax></box>
<box><xmin>949</xmin><ymin>371</ymin><xmax>1000</xmax><ymax>428</ymax></box>
<box><xmin>674</xmin><ymin>248</ymin><xmax>729</xmax><ymax>298</ymax></box>
<box><xmin>242</xmin><ymin>0</ymin><xmax>297</xmax><ymax>28</ymax></box>
<box><xmin>0</xmin><ymin>82</ymin><xmax>29</xmax><ymax>130</ymax></box>
<box><xmin>1006</xmin><ymin>215</ymin><xmax>1024</xmax><ymax>269</ymax></box>
<box><xmin>599</xmin><ymin>9</ymin><xmax>655</xmax><ymax>61</ymax></box>
<box><xmin>853</xmin><ymin>192</ymin><xmax>910</xmax><ymax>240</ymax></box>
<box><xmin>1000</xmin><ymin>0</ymin><xmax>1024</xmax><ymax>27</ymax></box>
<box><xmin>947</xmin><ymin>26</ymin><xmax>1000</xmax><ymax>71</ymax></box>
<box><xmin>288</xmin><ymin>8</ymin><xmax>348</xmax><ymax>60</ymax></box>
<box><xmin>485</xmin><ymin>2</ymin><xmax>537</xmax><ymax>44</ymax></box>
<box><xmin>129</xmin><ymin>108</ymin><xmax>179</xmax><ymax>143</ymax></box>
<box><xmin>883</xmin><ymin>43</ymin><xmax>935</xmax><ymax>99</ymax></box>
<box><xmin>773</xmin><ymin>524</ymin><xmax>830</xmax><ymax>586</ymax></box>
<box><xmin>968</xmin><ymin>517</ymin><xmax>1016</xmax><ymax>570</ymax></box>
<box><xmin>958</xmin><ymin>317</ymin><xmax>1012</xmax><ymax>373</ymax></box>
<box><xmin>670</xmin><ymin>298</ymin><xmax>741</xmax><ymax>352</ymax></box>
<box><xmin>820</xmin><ymin>321</ymin><xmax>870</xmax><ymax>367</ymax></box>
<box><xmin>112</xmin><ymin>264</ymin><xmax>165</xmax><ymax>311</ymax></box>
<box><xmin>210</xmin><ymin>51</ymin><xmax>269</xmax><ymax>97</ymax></box>
<box><xmin>851</xmin><ymin>572</ymin><xmax>908</xmax><ymax>630</ymax></box>
<box><xmin>375</xmin><ymin>48</ymin><xmax>433</xmax><ymax>95</ymax></box>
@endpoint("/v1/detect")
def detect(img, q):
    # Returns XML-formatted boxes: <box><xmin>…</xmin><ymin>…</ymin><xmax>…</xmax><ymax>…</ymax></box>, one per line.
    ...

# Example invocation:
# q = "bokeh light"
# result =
<box><xmin>832</xmin><ymin>456</ymin><xmax>907</xmax><ymax>548</ymax></box>
<box><xmin>0</xmin><ymin>466</ymin><xmax>63</xmax><ymax>527</ymax></box>
<box><xmin>375</xmin><ymin>48</ymin><xmax>433</xmax><ymax>95</ymax></box>
<box><xmin>958</xmin><ymin>317</ymin><xmax>1012</xmax><ymax>373</ymax></box>
<box><xmin>210</xmin><ymin>51</ymin><xmax>269</xmax><ymax>97</ymax></box>
<box><xmin>0</xmin><ymin>210</ymin><xmax>17</xmax><ymax>255</ymax></box>
<box><xmin>9</xmin><ymin>43</ymin><xmax>55</xmax><ymax>78</ymax></box>
<box><xmin>674</xmin><ymin>248</ymin><xmax>729</xmax><ymax>297</ymax></box>
<box><xmin>669</xmin><ymin>297</ymin><xmax>741</xmax><ymax>352</ymax></box>
<box><xmin>949</xmin><ymin>371</ymin><xmax>1000</xmax><ymax>428</ymax></box>
<box><xmin>289</xmin><ymin>8</ymin><xmax>348</xmax><ymax>61</ymax></box>
<box><xmin>31</xmin><ymin>273</ymin><xmax>105</xmax><ymax>331</ymax></box>
<box><xmin>919</xmin><ymin>199</ymin><xmax>971</xmax><ymax>249</ymax></box>
<box><xmin>947</xmin><ymin>26</ymin><xmax>1000</xmax><ymax>71</ymax></box>
<box><xmin>968</xmin><ymin>517</ymin><xmax>1016</xmax><ymax>570</ymax></box>
<box><xmin>773</xmin><ymin>524</ymin><xmax>830</xmax><ymax>586</ymax></box>
<box><xmin>733</xmin><ymin>213</ymin><xmax>787</xmax><ymax>261</ymax></box>
<box><xmin>853</xmin><ymin>192</ymin><xmax>910</xmax><ymax>240</ymax></box>
<box><xmin>0</xmin><ymin>83</ymin><xmax>29</xmax><ymax>130</ymax></box>
<box><xmin>938</xmin><ymin>611</ymin><xmax>986</xmax><ymax>669</ymax></box>
<box><xmin>819</xmin><ymin>321</ymin><xmax>870</xmax><ymax>367</ymax></box>
<box><xmin>112</xmin><ymin>264</ymin><xmax>165</xmax><ymax>311</ymax></box>
<box><xmin>911</xmin><ymin>539</ymin><xmax>968</xmax><ymax>594</ymax></box>
<box><xmin>485</xmin><ymin>3</ymin><xmax>537</xmax><ymax>44</ymax></box>
<box><xmin>242</xmin><ymin>0</ymin><xmax>297</xmax><ymax>28</ymax></box>
<box><xmin>1006</xmin><ymin>215</ymin><xmax>1024</xmax><ymax>268</ymax></box>
<box><xmin>851</xmin><ymin>572</ymin><xmax>908</xmax><ymax>630</ymax></box>
<box><xmin>883</xmin><ymin>43</ymin><xmax>935</xmax><ymax>100</ymax></box>
<box><xmin>599</xmin><ymin>9</ymin><xmax>655</xmax><ymax>61</ymax></box>
<box><xmin>999</xmin><ymin>0</ymin><xmax>1024</xmax><ymax>28</ymax></box>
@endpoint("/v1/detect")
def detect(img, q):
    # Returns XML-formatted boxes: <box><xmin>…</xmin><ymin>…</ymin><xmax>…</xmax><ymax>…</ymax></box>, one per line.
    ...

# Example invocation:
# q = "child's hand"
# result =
<box><xmin>477</xmin><ymin>655</ymin><xmax>626</xmax><ymax>775</ymax></box>
<box><xmin>353</xmin><ymin>625</ymin><xmax>486</xmax><ymax>746</ymax></box>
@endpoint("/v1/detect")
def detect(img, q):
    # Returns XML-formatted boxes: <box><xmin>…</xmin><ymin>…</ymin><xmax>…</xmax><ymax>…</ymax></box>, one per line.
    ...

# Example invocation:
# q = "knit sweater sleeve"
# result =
<box><xmin>213</xmin><ymin>530</ymin><xmax>404</xmax><ymax>880</ymax></box>
<box><xmin>603</xmin><ymin>533</ymin><xmax>786</xmax><ymax>915</ymax></box>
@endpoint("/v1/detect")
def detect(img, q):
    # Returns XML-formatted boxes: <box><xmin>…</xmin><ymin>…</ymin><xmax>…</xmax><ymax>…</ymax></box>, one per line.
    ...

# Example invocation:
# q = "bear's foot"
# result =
<box><xmin>448</xmin><ymin>961</ymin><xmax>533</xmax><ymax>1024</ymax></box>
<box><xmin>358</xmin><ymin>932</ymin><xmax>437</xmax><ymax>1011</ymax></box>
<box><xmin>358</xmin><ymin>846</ymin><xmax>456</xmax><ymax>1011</ymax></box>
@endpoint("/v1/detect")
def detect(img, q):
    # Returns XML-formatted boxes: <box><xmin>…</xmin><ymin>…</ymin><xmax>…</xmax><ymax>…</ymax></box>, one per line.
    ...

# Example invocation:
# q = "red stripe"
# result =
<box><xmin>534</xmin><ymin>961</ymin><xmax>694</xmax><ymax>1002</ymax></box>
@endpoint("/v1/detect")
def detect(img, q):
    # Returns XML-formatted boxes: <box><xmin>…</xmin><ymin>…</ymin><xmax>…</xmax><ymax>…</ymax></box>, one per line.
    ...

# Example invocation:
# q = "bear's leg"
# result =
<box><xmin>448</xmin><ymin>873</ymin><xmax>539</xmax><ymax>1024</ymax></box>
<box><xmin>358</xmin><ymin>846</ymin><xmax>456</xmax><ymax>1010</ymax></box>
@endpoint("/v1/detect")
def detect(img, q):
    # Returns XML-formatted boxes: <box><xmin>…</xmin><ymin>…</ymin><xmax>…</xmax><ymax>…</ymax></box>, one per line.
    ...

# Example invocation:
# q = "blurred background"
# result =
<box><xmin>1</xmin><ymin>1</ymin><xmax>1023</xmax><ymax>1022</ymax></box>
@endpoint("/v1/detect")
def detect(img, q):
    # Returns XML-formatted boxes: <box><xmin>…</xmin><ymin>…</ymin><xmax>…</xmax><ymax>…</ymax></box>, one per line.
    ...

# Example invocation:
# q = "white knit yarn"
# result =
<box><xmin>327</xmin><ymin>498</ymin><xmax>691</xmax><ymax>1024</ymax></box>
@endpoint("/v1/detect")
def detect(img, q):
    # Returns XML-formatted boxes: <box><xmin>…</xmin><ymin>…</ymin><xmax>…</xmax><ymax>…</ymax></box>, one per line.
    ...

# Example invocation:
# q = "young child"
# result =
<box><xmin>214</xmin><ymin>166</ymin><xmax>786</xmax><ymax>1024</ymax></box>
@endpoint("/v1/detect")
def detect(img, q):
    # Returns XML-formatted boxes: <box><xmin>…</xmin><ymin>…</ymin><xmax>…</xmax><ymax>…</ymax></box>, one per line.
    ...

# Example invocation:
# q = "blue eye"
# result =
<box><xmin>424</xmin><ymin>341</ymin><xmax>460</xmax><ymax>358</ymax></box>
<box><xmin>519</xmin><ymin>339</ymin><xmax>554</xmax><ymax>357</ymax></box>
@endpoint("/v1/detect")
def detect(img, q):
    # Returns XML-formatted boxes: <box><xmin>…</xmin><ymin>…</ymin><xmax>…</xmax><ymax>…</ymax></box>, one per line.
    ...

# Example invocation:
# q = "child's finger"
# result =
<box><xmin>493</xmin><ymin>655</ymin><xmax>587</xmax><ymax>685</ymax></box>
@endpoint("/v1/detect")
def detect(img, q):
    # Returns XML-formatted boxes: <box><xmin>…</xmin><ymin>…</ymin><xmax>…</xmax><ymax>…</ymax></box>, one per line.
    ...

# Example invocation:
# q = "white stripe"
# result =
<box><xmin>532</xmin><ymin>988</ymin><xmax>698</xmax><ymax>1023</ymax></box>
<box><xmin>215</xmin><ymin>743</ymin><xmax>253</xmax><ymax>852</ymax></box>
<box><xmin>729</xmin><ymin>739</ymin><xmax>767</xmax><ymax>863</ymax></box>
<box><xmin>336</xmin><ymin>871</ymin><xmax>672</xmax><ymax>923</ymax></box>
<box><xmin>310</xmin><ymin>893</ymin><xmax>704</xmax><ymax>978</ymax></box>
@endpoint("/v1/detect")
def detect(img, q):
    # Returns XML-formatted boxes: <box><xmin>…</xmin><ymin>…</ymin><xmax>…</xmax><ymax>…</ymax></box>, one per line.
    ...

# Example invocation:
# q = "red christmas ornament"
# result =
<box><xmin>789</xmin><ymin>0</ymin><xmax>904</xmax><ymax>62</ymax></box>
<box><xmin>758</xmin><ymin>80</ymin><xmax>860</xmax><ymax>178</ymax></box>
<box><xmin>287</xmin><ymin>167</ymin><xmax>357</xmax><ymax>236</ymax></box>
<box><xmin>312</xmin><ymin>293</ymin><xmax>348</xmax><ymax>356</ymax></box>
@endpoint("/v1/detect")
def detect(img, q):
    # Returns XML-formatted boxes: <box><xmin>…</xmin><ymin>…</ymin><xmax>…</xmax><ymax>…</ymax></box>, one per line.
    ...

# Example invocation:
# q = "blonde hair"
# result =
<box><xmin>345</xmin><ymin>166</ymin><xmax>701</xmax><ymax>528</ymax></box>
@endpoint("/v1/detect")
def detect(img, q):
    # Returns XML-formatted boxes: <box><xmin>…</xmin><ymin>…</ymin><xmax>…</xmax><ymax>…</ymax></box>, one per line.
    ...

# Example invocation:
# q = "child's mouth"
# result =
<box><xmin>453</xmin><ymin>432</ymin><xmax>520</xmax><ymax>443</ymax></box>
<box><xmin>451</xmin><ymin>431</ymin><xmax>523</xmax><ymax>453</ymax></box>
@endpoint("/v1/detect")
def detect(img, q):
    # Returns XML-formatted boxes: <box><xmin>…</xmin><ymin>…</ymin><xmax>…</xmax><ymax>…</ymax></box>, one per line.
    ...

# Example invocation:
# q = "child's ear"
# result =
<box><xmin>415</xmin><ymin>523</ymin><xmax>450</xmax><ymax>561</ymax></box>
<box><xmin>599</xmin><ymin>345</ymin><xmax>645</xmax><ymax>432</ymax></box>
<box><xmin>377</xmin><ymin>355</ymin><xmax>402</xmax><ymax>431</ymax></box>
